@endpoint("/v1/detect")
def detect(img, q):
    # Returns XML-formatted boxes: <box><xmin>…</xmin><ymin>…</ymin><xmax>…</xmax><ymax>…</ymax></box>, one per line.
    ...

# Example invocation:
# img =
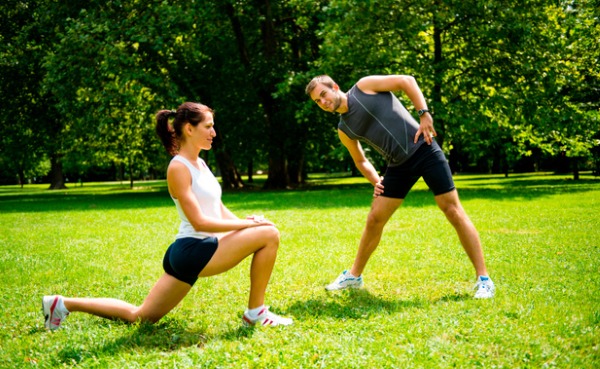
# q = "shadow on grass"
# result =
<box><xmin>51</xmin><ymin>318</ymin><xmax>258</xmax><ymax>366</ymax></box>
<box><xmin>1</xmin><ymin>174</ymin><xmax>598</xmax><ymax>214</ymax></box>
<box><xmin>0</xmin><ymin>190</ymin><xmax>172</xmax><ymax>213</ymax></box>
<box><xmin>47</xmin><ymin>291</ymin><xmax>472</xmax><ymax>366</ymax></box>
<box><xmin>287</xmin><ymin>289</ymin><xmax>471</xmax><ymax>320</ymax></box>
<box><xmin>51</xmin><ymin>324</ymin><xmax>190</xmax><ymax>365</ymax></box>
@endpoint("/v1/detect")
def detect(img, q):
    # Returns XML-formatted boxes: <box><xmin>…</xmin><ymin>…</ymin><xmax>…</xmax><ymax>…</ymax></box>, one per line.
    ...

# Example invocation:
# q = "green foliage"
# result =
<box><xmin>0</xmin><ymin>0</ymin><xmax>598</xmax><ymax>185</ymax></box>
<box><xmin>313</xmin><ymin>0</ymin><xmax>599</xmax><ymax>175</ymax></box>
<box><xmin>1</xmin><ymin>173</ymin><xmax>599</xmax><ymax>367</ymax></box>
<box><xmin>41</xmin><ymin>1</ymin><xmax>193</xmax><ymax>186</ymax></box>
<box><xmin>0</xmin><ymin>0</ymin><xmax>63</xmax><ymax>185</ymax></box>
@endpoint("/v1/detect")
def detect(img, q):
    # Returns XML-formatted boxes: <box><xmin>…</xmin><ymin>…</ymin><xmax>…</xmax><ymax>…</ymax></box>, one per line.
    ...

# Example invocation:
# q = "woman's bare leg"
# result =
<box><xmin>200</xmin><ymin>226</ymin><xmax>280</xmax><ymax>309</ymax></box>
<box><xmin>63</xmin><ymin>273</ymin><xmax>191</xmax><ymax>323</ymax></box>
<box><xmin>63</xmin><ymin>225</ymin><xmax>280</xmax><ymax>322</ymax></box>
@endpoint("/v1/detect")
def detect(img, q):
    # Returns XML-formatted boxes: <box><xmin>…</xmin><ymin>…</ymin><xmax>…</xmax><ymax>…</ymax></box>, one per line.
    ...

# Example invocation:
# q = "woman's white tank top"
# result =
<box><xmin>171</xmin><ymin>155</ymin><xmax>222</xmax><ymax>239</ymax></box>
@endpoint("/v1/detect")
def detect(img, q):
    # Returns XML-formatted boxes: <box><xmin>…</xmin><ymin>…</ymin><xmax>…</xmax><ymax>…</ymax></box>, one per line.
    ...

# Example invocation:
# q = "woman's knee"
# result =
<box><xmin>132</xmin><ymin>307</ymin><xmax>165</xmax><ymax>324</ymax></box>
<box><xmin>260</xmin><ymin>226</ymin><xmax>280</xmax><ymax>246</ymax></box>
<box><xmin>119</xmin><ymin>308</ymin><xmax>144</xmax><ymax>323</ymax></box>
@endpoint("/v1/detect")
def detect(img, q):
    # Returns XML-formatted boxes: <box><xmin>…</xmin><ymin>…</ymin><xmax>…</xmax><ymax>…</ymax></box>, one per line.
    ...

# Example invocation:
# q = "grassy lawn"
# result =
<box><xmin>0</xmin><ymin>172</ymin><xmax>598</xmax><ymax>368</ymax></box>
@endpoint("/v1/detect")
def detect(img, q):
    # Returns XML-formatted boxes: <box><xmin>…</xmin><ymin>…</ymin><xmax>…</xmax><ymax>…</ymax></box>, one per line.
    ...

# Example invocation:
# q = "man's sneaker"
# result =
<box><xmin>42</xmin><ymin>295</ymin><xmax>69</xmax><ymax>330</ymax></box>
<box><xmin>474</xmin><ymin>276</ymin><xmax>495</xmax><ymax>299</ymax></box>
<box><xmin>325</xmin><ymin>270</ymin><xmax>364</xmax><ymax>291</ymax></box>
<box><xmin>242</xmin><ymin>307</ymin><xmax>293</xmax><ymax>327</ymax></box>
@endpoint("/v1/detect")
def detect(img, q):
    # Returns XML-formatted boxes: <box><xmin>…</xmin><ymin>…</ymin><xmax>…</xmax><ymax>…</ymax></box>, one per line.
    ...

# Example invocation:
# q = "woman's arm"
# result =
<box><xmin>167</xmin><ymin>161</ymin><xmax>272</xmax><ymax>233</ymax></box>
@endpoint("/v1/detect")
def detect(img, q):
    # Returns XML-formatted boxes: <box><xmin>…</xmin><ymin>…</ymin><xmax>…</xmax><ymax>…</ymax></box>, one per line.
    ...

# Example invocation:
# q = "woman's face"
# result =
<box><xmin>189</xmin><ymin>112</ymin><xmax>216</xmax><ymax>151</ymax></box>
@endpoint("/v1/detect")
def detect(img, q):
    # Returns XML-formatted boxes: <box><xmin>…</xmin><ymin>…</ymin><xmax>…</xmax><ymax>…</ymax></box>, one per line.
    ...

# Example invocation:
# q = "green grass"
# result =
<box><xmin>1</xmin><ymin>172</ymin><xmax>599</xmax><ymax>368</ymax></box>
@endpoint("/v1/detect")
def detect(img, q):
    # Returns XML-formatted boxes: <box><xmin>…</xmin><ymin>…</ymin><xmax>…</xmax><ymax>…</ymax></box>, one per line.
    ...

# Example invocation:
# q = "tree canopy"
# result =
<box><xmin>1</xmin><ymin>0</ymin><xmax>598</xmax><ymax>188</ymax></box>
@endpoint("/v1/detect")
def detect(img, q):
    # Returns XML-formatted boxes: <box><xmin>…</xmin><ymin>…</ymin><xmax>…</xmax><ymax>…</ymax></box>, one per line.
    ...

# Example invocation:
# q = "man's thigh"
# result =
<box><xmin>368</xmin><ymin>195</ymin><xmax>403</xmax><ymax>224</ymax></box>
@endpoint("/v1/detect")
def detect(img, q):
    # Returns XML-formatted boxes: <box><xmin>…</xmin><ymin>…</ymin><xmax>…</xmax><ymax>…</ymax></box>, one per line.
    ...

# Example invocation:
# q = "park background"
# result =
<box><xmin>1</xmin><ymin>1</ymin><xmax>599</xmax><ymax>368</ymax></box>
<box><xmin>1</xmin><ymin>0</ymin><xmax>598</xmax><ymax>188</ymax></box>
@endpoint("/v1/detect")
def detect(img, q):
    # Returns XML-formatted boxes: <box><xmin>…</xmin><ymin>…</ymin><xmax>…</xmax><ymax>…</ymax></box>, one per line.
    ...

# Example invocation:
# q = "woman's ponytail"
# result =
<box><xmin>155</xmin><ymin>110</ymin><xmax>178</xmax><ymax>156</ymax></box>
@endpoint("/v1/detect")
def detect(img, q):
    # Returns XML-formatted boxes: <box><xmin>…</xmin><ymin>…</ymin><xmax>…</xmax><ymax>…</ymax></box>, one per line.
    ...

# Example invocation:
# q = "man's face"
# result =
<box><xmin>309</xmin><ymin>83</ymin><xmax>341</xmax><ymax>113</ymax></box>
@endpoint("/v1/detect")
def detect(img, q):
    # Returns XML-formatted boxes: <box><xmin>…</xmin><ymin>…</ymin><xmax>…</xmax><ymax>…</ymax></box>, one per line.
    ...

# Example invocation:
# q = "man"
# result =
<box><xmin>305</xmin><ymin>74</ymin><xmax>495</xmax><ymax>298</ymax></box>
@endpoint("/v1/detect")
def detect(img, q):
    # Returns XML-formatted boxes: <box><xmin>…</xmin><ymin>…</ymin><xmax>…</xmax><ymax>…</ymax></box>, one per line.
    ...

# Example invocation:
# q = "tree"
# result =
<box><xmin>0</xmin><ymin>0</ymin><xmax>78</xmax><ymax>189</ymax></box>
<box><xmin>42</xmin><ymin>1</ymin><xmax>199</xmax><ymax>188</ymax></box>
<box><xmin>310</xmin><ymin>0</ymin><xmax>598</xmax><ymax>177</ymax></box>
<box><xmin>539</xmin><ymin>0</ymin><xmax>600</xmax><ymax>179</ymax></box>
<box><xmin>214</xmin><ymin>0</ymin><xmax>330</xmax><ymax>189</ymax></box>
<box><xmin>2</xmin><ymin>0</ymin><xmax>596</xmax><ymax>186</ymax></box>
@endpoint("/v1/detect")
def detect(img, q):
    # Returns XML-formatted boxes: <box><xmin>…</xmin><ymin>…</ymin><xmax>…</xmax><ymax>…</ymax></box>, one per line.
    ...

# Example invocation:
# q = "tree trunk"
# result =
<box><xmin>18</xmin><ymin>168</ymin><xmax>25</xmax><ymax>188</ymax></box>
<box><xmin>224</xmin><ymin>0</ymin><xmax>288</xmax><ymax>190</ymax></box>
<box><xmin>118</xmin><ymin>162</ymin><xmax>125</xmax><ymax>182</ymax></box>
<box><xmin>287</xmin><ymin>156</ymin><xmax>305</xmax><ymax>186</ymax></box>
<box><xmin>432</xmin><ymin>9</ymin><xmax>445</xmax><ymax>149</ymax></box>
<box><xmin>287</xmin><ymin>137</ymin><xmax>306</xmax><ymax>186</ymax></box>
<box><xmin>247</xmin><ymin>159</ymin><xmax>254</xmax><ymax>183</ymax></box>
<box><xmin>128</xmin><ymin>155</ymin><xmax>134</xmax><ymax>189</ymax></box>
<box><xmin>264</xmin><ymin>156</ymin><xmax>287</xmax><ymax>189</ymax></box>
<box><xmin>260</xmin><ymin>0</ymin><xmax>289</xmax><ymax>189</ymax></box>
<box><xmin>260</xmin><ymin>89</ymin><xmax>289</xmax><ymax>190</ymax></box>
<box><xmin>211</xmin><ymin>128</ymin><xmax>244</xmax><ymax>189</ymax></box>
<box><xmin>48</xmin><ymin>154</ymin><xmax>67</xmax><ymax>190</ymax></box>
<box><xmin>215</xmin><ymin>149</ymin><xmax>244</xmax><ymax>189</ymax></box>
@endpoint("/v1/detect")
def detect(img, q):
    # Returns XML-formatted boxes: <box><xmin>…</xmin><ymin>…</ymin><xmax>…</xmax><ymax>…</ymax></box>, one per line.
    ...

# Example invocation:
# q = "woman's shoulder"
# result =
<box><xmin>167</xmin><ymin>157</ymin><xmax>190</xmax><ymax>176</ymax></box>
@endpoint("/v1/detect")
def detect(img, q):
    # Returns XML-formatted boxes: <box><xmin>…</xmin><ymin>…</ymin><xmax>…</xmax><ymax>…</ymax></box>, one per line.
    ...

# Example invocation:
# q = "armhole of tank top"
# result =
<box><xmin>199</xmin><ymin>158</ymin><xmax>209</xmax><ymax>169</ymax></box>
<box><xmin>174</xmin><ymin>156</ymin><xmax>198</xmax><ymax>192</ymax></box>
<box><xmin>352</xmin><ymin>84</ymin><xmax>372</xmax><ymax>97</ymax></box>
<box><xmin>170</xmin><ymin>157</ymin><xmax>191</xmax><ymax>201</ymax></box>
<box><xmin>175</xmin><ymin>156</ymin><xmax>200</xmax><ymax>174</ymax></box>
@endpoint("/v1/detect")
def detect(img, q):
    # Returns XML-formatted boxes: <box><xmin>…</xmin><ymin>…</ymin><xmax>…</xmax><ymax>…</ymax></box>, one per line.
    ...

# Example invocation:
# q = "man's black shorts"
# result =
<box><xmin>381</xmin><ymin>141</ymin><xmax>455</xmax><ymax>199</ymax></box>
<box><xmin>162</xmin><ymin>237</ymin><xmax>219</xmax><ymax>286</ymax></box>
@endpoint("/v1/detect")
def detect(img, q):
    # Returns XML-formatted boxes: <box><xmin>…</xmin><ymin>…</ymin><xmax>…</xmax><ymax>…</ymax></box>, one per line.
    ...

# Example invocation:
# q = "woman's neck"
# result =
<box><xmin>177</xmin><ymin>146</ymin><xmax>201</xmax><ymax>163</ymax></box>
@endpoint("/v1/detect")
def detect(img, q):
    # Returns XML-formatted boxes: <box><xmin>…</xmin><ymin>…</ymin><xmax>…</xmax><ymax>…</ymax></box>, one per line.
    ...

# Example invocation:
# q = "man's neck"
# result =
<box><xmin>336</xmin><ymin>92</ymin><xmax>349</xmax><ymax>114</ymax></box>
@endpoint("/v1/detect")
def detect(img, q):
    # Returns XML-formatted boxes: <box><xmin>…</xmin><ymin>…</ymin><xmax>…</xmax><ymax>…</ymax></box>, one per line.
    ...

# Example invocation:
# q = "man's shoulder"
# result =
<box><xmin>347</xmin><ymin>83</ymin><xmax>360</xmax><ymax>94</ymax></box>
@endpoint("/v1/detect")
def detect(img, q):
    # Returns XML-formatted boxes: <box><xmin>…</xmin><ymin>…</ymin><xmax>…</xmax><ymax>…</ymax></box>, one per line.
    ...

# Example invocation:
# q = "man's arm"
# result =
<box><xmin>338</xmin><ymin>129</ymin><xmax>381</xmax><ymax>186</ymax></box>
<box><xmin>356</xmin><ymin>75</ymin><xmax>436</xmax><ymax>144</ymax></box>
<box><xmin>356</xmin><ymin>75</ymin><xmax>426</xmax><ymax>106</ymax></box>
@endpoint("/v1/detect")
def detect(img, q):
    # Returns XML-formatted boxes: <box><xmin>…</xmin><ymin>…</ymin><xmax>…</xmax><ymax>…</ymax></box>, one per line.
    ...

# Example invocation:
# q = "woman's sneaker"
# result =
<box><xmin>42</xmin><ymin>295</ymin><xmax>69</xmax><ymax>330</ymax></box>
<box><xmin>242</xmin><ymin>307</ymin><xmax>293</xmax><ymax>327</ymax></box>
<box><xmin>325</xmin><ymin>270</ymin><xmax>364</xmax><ymax>291</ymax></box>
<box><xmin>474</xmin><ymin>276</ymin><xmax>495</xmax><ymax>298</ymax></box>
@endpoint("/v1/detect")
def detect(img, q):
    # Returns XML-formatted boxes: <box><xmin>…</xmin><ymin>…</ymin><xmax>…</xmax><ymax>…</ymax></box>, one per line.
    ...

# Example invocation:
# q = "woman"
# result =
<box><xmin>42</xmin><ymin>102</ymin><xmax>292</xmax><ymax>329</ymax></box>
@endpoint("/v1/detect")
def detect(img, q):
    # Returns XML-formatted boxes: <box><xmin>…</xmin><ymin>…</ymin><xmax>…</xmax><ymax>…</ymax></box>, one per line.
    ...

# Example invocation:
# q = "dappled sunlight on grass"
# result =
<box><xmin>1</xmin><ymin>172</ymin><xmax>599</xmax><ymax>368</ymax></box>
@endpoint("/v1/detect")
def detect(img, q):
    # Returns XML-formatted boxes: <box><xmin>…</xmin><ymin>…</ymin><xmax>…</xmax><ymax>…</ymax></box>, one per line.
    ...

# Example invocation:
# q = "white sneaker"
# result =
<box><xmin>242</xmin><ymin>307</ymin><xmax>293</xmax><ymax>327</ymax></box>
<box><xmin>325</xmin><ymin>270</ymin><xmax>364</xmax><ymax>291</ymax></box>
<box><xmin>474</xmin><ymin>276</ymin><xmax>495</xmax><ymax>298</ymax></box>
<box><xmin>42</xmin><ymin>295</ymin><xmax>69</xmax><ymax>330</ymax></box>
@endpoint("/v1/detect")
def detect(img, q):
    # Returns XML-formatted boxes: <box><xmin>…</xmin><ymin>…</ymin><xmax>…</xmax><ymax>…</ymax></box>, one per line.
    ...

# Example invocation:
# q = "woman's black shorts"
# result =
<box><xmin>162</xmin><ymin>237</ymin><xmax>219</xmax><ymax>286</ymax></box>
<box><xmin>381</xmin><ymin>141</ymin><xmax>455</xmax><ymax>199</ymax></box>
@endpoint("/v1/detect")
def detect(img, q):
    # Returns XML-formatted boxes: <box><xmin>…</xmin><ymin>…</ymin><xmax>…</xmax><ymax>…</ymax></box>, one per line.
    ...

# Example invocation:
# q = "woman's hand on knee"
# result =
<box><xmin>246</xmin><ymin>215</ymin><xmax>275</xmax><ymax>227</ymax></box>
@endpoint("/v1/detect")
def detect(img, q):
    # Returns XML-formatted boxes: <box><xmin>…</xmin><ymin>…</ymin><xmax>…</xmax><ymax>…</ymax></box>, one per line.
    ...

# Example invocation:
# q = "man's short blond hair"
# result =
<box><xmin>305</xmin><ymin>75</ymin><xmax>337</xmax><ymax>95</ymax></box>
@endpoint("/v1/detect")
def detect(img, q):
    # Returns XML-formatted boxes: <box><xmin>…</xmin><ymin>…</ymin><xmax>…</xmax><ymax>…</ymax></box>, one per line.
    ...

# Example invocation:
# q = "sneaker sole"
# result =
<box><xmin>242</xmin><ymin>313</ymin><xmax>293</xmax><ymax>327</ymax></box>
<box><xmin>42</xmin><ymin>296</ymin><xmax>59</xmax><ymax>330</ymax></box>
<box><xmin>325</xmin><ymin>283</ymin><xmax>364</xmax><ymax>291</ymax></box>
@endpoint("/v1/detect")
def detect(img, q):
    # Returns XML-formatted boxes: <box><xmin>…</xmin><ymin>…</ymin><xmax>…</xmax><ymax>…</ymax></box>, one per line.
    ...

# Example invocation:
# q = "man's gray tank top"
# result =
<box><xmin>338</xmin><ymin>84</ymin><xmax>426</xmax><ymax>167</ymax></box>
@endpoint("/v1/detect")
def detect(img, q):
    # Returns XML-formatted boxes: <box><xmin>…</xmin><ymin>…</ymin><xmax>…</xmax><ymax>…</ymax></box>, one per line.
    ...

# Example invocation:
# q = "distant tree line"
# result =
<box><xmin>1</xmin><ymin>0</ymin><xmax>598</xmax><ymax>189</ymax></box>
